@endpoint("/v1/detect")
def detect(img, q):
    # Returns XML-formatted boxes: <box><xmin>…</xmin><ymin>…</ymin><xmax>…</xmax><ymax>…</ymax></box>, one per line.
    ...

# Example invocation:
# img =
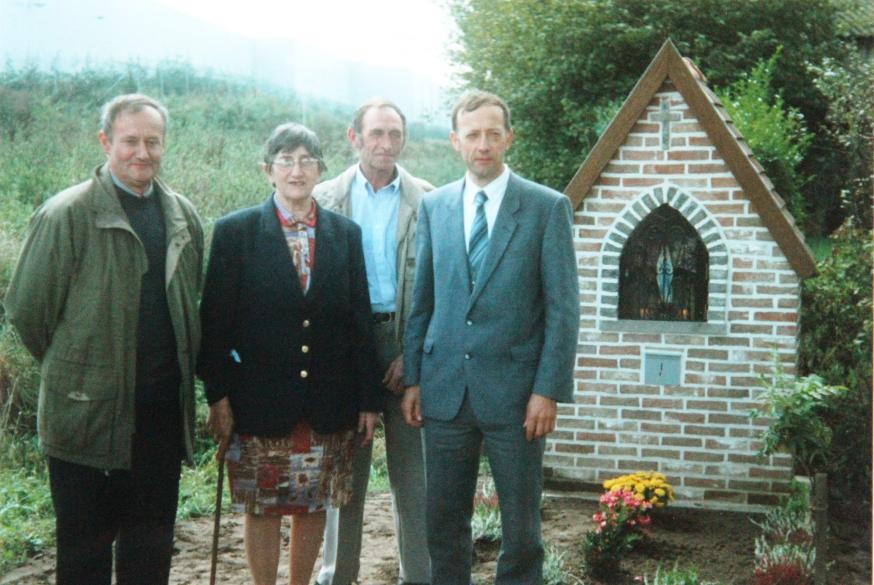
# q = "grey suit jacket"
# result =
<box><xmin>314</xmin><ymin>164</ymin><xmax>433</xmax><ymax>345</ymax></box>
<box><xmin>403</xmin><ymin>172</ymin><xmax>579</xmax><ymax>424</ymax></box>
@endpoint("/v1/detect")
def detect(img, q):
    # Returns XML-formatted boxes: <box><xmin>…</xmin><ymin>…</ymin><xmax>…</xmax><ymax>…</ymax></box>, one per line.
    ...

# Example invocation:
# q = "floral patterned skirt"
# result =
<box><xmin>225</xmin><ymin>422</ymin><xmax>356</xmax><ymax>516</ymax></box>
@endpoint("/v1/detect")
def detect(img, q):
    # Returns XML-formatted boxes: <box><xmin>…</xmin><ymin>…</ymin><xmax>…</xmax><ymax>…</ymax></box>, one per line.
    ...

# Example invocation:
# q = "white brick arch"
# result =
<box><xmin>596</xmin><ymin>184</ymin><xmax>729</xmax><ymax>329</ymax></box>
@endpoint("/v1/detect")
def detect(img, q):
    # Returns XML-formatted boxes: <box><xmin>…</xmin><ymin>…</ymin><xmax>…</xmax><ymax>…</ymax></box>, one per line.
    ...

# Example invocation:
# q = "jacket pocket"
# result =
<box><xmin>41</xmin><ymin>359</ymin><xmax>118</xmax><ymax>456</ymax></box>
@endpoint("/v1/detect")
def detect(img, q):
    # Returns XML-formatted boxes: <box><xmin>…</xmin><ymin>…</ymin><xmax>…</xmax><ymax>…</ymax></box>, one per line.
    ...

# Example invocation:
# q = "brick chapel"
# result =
<box><xmin>545</xmin><ymin>40</ymin><xmax>817</xmax><ymax>510</ymax></box>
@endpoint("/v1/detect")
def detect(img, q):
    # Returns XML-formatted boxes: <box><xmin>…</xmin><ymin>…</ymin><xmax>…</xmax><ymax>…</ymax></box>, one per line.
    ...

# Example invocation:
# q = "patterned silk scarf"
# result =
<box><xmin>276</xmin><ymin>199</ymin><xmax>318</xmax><ymax>294</ymax></box>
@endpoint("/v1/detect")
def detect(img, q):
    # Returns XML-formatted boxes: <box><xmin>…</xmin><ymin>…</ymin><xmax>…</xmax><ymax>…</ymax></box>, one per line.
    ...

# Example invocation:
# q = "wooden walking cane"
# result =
<box><xmin>209</xmin><ymin>453</ymin><xmax>225</xmax><ymax>585</ymax></box>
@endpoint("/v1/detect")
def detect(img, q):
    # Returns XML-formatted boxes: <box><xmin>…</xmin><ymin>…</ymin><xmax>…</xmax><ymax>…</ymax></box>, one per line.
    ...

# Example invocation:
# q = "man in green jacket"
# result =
<box><xmin>4</xmin><ymin>94</ymin><xmax>203</xmax><ymax>585</ymax></box>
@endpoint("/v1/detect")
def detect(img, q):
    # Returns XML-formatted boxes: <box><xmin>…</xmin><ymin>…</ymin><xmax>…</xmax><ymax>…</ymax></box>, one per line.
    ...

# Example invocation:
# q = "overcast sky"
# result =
<box><xmin>0</xmin><ymin>0</ymin><xmax>459</xmax><ymax>121</ymax></box>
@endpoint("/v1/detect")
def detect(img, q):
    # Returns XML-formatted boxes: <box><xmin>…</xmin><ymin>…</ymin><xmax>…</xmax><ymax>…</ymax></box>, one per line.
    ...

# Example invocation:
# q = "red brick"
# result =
<box><xmin>642</xmin><ymin>448</ymin><xmax>681</xmax><ymax>460</ymax></box>
<box><xmin>622</xmin><ymin>178</ymin><xmax>663</xmax><ymax>187</ymax></box>
<box><xmin>622</xmin><ymin>409</ymin><xmax>662</xmax><ymax>421</ymax></box>
<box><xmin>704</xmin><ymin>490</ymin><xmax>746</xmax><ymax>503</ymax></box>
<box><xmin>688</xmin><ymin>163</ymin><xmax>730</xmax><ymax>174</ymax></box>
<box><xmin>711</xmin><ymin>177</ymin><xmax>740</xmax><ymax>188</ymax></box>
<box><xmin>643</xmin><ymin>164</ymin><xmax>685</xmax><ymax>174</ymax></box>
<box><xmin>641</xmin><ymin>423</ymin><xmax>681</xmax><ymax>434</ymax></box>
<box><xmin>665</xmin><ymin>412</ymin><xmax>706</xmax><ymax>424</ymax></box>
<box><xmin>687</xmin><ymin>349</ymin><xmax>728</xmax><ymax>360</ymax></box>
<box><xmin>600</xmin><ymin>396</ymin><xmax>640</xmax><ymax>407</ymax></box>
<box><xmin>685</xmin><ymin>425</ymin><xmax>725</xmax><ymax>437</ymax></box>
<box><xmin>642</xmin><ymin>398</ymin><xmax>683</xmax><ymax>409</ymax></box>
<box><xmin>578</xmin><ymin>357</ymin><xmax>617</xmax><ymax>368</ymax></box>
<box><xmin>555</xmin><ymin>443</ymin><xmax>596</xmax><ymax>454</ymax></box>
<box><xmin>754</xmin><ymin>311</ymin><xmax>798</xmax><ymax>322</ymax></box>
<box><xmin>689</xmin><ymin>136</ymin><xmax>714</xmax><ymax>147</ymax></box>
<box><xmin>685</xmin><ymin>477</ymin><xmax>725</xmax><ymax>488</ymax></box>
<box><xmin>686</xmin><ymin>400</ymin><xmax>728</xmax><ymax>412</ymax></box>
<box><xmin>600</xmin><ymin>345</ymin><xmax>640</xmax><ymax>355</ymax></box>
<box><xmin>668</xmin><ymin>150</ymin><xmax>710</xmax><ymax>161</ymax></box>
<box><xmin>708</xmin><ymin>363</ymin><xmax>751</xmax><ymax>373</ymax></box>
<box><xmin>577</xmin><ymin>432</ymin><xmax>617</xmax><ymax>443</ymax></box>
<box><xmin>584</xmin><ymin>201</ymin><xmax>625</xmax><ymax>213</ymax></box>
<box><xmin>631</xmin><ymin>122</ymin><xmax>659</xmax><ymax>133</ymax></box>
<box><xmin>684</xmin><ymin>451</ymin><xmax>724</xmax><ymax>462</ymax></box>
<box><xmin>662</xmin><ymin>437</ymin><xmax>703</xmax><ymax>448</ymax></box>
<box><xmin>728</xmin><ymin>454</ymin><xmax>760</xmax><ymax>464</ymax></box>
<box><xmin>595</xmin><ymin>176</ymin><xmax>621</xmax><ymax>186</ymax></box>
<box><xmin>674</xmin><ymin>122</ymin><xmax>703</xmax><ymax>133</ymax></box>
<box><xmin>750</xmin><ymin>467</ymin><xmax>792</xmax><ymax>480</ymax></box>
<box><xmin>728</xmin><ymin>480</ymin><xmax>770</xmax><ymax>491</ymax></box>
<box><xmin>730</xmin><ymin>324</ymin><xmax>774</xmax><ymax>335</ymax></box>
<box><xmin>621</xmin><ymin>149</ymin><xmax>658</xmax><ymax>160</ymax></box>
<box><xmin>603</xmin><ymin>163</ymin><xmax>641</xmax><ymax>174</ymax></box>
<box><xmin>598</xmin><ymin>446</ymin><xmax>639</xmax><ymax>456</ymax></box>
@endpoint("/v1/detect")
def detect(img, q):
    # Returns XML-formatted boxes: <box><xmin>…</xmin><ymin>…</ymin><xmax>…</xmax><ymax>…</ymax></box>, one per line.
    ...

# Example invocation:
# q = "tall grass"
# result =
<box><xmin>0</xmin><ymin>61</ymin><xmax>463</xmax><ymax>575</ymax></box>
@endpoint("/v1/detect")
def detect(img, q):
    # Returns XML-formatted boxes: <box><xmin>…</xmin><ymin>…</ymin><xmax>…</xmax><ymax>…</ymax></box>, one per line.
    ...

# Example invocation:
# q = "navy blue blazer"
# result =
<box><xmin>197</xmin><ymin>196</ymin><xmax>383</xmax><ymax>437</ymax></box>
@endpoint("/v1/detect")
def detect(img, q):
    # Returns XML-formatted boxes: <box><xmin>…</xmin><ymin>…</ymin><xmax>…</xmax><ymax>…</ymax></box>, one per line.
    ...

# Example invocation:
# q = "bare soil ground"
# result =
<box><xmin>3</xmin><ymin>492</ymin><xmax>869</xmax><ymax>584</ymax></box>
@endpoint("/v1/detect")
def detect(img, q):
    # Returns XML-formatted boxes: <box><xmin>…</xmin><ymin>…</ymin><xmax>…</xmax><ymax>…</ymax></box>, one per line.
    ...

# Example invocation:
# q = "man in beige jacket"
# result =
<box><xmin>313</xmin><ymin>98</ymin><xmax>432</xmax><ymax>585</ymax></box>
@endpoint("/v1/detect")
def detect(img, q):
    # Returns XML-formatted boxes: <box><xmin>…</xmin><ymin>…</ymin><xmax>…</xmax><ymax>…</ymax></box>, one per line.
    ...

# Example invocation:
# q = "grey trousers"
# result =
<box><xmin>424</xmin><ymin>393</ymin><xmax>545</xmax><ymax>585</ymax></box>
<box><xmin>317</xmin><ymin>320</ymin><xmax>431</xmax><ymax>585</ymax></box>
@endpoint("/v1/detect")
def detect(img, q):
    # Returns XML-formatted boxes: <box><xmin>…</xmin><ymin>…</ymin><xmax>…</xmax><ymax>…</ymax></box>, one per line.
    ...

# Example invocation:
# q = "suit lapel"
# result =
<box><xmin>468</xmin><ymin>175</ymin><xmax>521</xmax><ymax>308</ymax></box>
<box><xmin>308</xmin><ymin>204</ymin><xmax>338</xmax><ymax>300</ymax></box>
<box><xmin>443</xmin><ymin>181</ymin><xmax>472</xmax><ymax>294</ymax></box>
<box><xmin>257</xmin><ymin>196</ymin><xmax>305</xmax><ymax>303</ymax></box>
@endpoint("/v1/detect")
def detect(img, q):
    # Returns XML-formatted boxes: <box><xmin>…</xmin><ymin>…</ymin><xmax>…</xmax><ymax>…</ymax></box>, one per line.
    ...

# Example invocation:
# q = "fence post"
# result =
<box><xmin>813</xmin><ymin>472</ymin><xmax>828</xmax><ymax>585</ymax></box>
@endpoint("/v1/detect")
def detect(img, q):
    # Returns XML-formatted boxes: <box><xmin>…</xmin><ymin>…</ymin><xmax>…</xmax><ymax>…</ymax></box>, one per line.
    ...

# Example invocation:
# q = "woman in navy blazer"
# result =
<box><xmin>198</xmin><ymin>123</ymin><xmax>382</xmax><ymax>585</ymax></box>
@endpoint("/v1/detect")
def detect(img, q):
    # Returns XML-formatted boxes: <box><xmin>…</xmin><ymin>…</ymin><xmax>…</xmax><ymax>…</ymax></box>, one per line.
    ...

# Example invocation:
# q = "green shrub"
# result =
<box><xmin>750</xmin><ymin>357</ymin><xmax>847</xmax><ymax>477</ymax></box>
<box><xmin>718</xmin><ymin>49</ymin><xmax>812</xmax><ymax>230</ymax></box>
<box><xmin>798</xmin><ymin>225</ymin><xmax>872</xmax><ymax>490</ymax></box>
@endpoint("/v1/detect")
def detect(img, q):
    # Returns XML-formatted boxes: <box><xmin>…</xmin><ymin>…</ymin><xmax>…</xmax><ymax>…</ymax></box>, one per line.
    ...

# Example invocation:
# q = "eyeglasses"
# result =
<box><xmin>271</xmin><ymin>156</ymin><xmax>321</xmax><ymax>171</ymax></box>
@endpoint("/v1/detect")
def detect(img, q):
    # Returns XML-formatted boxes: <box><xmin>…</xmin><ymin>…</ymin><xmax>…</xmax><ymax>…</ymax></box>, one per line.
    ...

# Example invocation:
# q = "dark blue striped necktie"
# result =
<box><xmin>468</xmin><ymin>190</ymin><xmax>489</xmax><ymax>283</ymax></box>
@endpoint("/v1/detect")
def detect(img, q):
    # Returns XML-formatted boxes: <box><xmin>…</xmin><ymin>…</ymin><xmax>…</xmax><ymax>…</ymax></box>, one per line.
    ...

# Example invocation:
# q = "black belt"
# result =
<box><xmin>372</xmin><ymin>311</ymin><xmax>396</xmax><ymax>324</ymax></box>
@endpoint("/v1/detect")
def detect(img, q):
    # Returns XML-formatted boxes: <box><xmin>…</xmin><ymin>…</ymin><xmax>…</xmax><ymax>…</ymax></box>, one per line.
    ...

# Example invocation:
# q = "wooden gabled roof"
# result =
<box><xmin>564</xmin><ymin>39</ymin><xmax>816</xmax><ymax>278</ymax></box>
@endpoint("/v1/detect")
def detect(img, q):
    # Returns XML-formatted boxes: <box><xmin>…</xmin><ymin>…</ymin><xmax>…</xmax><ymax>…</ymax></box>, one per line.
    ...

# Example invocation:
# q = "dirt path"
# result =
<box><xmin>3</xmin><ymin>492</ymin><xmax>869</xmax><ymax>584</ymax></box>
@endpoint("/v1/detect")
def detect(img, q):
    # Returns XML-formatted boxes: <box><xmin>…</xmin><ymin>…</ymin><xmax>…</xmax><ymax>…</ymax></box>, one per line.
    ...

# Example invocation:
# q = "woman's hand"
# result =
<box><xmin>358</xmin><ymin>411</ymin><xmax>379</xmax><ymax>446</ymax></box>
<box><xmin>207</xmin><ymin>397</ymin><xmax>235</xmax><ymax>460</ymax></box>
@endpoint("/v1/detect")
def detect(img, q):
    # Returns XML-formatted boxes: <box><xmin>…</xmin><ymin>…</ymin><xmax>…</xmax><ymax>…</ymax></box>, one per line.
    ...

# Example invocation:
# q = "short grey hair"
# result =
<box><xmin>352</xmin><ymin>98</ymin><xmax>407</xmax><ymax>136</ymax></box>
<box><xmin>263</xmin><ymin>122</ymin><xmax>327</xmax><ymax>173</ymax></box>
<box><xmin>99</xmin><ymin>93</ymin><xmax>168</xmax><ymax>139</ymax></box>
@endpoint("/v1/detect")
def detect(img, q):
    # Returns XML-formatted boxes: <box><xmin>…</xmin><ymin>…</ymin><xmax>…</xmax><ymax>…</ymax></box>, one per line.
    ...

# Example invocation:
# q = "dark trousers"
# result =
<box><xmin>48</xmin><ymin>400</ymin><xmax>183</xmax><ymax>585</ymax></box>
<box><xmin>424</xmin><ymin>393</ymin><xmax>545</xmax><ymax>585</ymax></box>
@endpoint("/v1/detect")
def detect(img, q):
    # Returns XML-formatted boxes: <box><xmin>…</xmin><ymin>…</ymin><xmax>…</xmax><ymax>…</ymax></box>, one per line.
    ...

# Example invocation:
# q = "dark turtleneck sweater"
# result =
<box><xmin>115</xmin><ymin>184</ymin><xmax>181</xmax><ymax>404</ymax></box>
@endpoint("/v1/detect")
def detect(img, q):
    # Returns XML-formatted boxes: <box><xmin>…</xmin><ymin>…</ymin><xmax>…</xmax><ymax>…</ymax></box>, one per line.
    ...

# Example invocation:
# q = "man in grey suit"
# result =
<box><xmin>314</xmin><ymin>98</ymin><xmax>432</xmax><ymax>585</ymax></box>
<box><xmin>402</xmin><ymin>91</ymin><xmax>579</xmax><ymax>585</ymax></box>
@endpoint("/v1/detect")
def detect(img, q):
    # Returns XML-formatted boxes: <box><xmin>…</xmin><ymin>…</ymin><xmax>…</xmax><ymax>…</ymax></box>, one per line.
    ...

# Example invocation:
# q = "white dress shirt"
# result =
<box><xmin>462</xmin><ymin>165</ymin><xmax>511</xmax><ymax>251</ymax></box>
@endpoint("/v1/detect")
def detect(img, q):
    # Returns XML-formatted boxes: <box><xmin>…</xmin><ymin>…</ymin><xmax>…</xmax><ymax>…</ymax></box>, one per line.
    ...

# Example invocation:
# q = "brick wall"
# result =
<box><xmin>547</xmin><ymin>81</ymin><xmax>800</xmax><ymax>510</ymax></box>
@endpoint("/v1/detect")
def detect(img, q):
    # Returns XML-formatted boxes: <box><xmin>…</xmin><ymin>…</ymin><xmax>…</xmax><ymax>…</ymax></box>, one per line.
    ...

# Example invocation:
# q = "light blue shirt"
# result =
<box><xmin>350</xmin><ymin>166</ymin><xmax>400</xmax><ymax>312</ymax></box>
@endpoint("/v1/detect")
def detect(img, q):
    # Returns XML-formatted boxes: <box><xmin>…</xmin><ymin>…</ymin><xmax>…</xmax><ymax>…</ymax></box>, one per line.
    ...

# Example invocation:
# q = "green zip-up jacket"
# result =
<box><xmin>4</xmin><ymin>163</ymin><xmax>204</xmax><ymax>470</ymax></box>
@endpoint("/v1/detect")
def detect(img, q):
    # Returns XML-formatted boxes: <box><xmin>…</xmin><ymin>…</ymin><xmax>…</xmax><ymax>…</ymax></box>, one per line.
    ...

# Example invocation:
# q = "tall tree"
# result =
<box><xmin>449</xmin><ymin>0</ymin><xmax>849</xmax><ymax>234</ymax></box>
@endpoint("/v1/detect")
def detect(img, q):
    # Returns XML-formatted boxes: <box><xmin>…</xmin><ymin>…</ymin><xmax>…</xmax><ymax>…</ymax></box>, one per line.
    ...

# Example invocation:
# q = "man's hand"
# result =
<box><xmin>358</xmin><ymin>411</ymin><xmax>379</xmax><ymax>446</ymax></box>
<box><xmin>401</xmin><ymin>385</ymin><xmax>423</xmax><ymax>427</ymax></box>
<box><xmin>207</xmin><ymin>397</ymin><xmax>234</xmax><ymax>460</ymax></box>
<box><xmin>523</xmin><ymin>394</ymin><xmax>556</xmax><ymax>441</ymax></box>
<box><xmin>382</xmin><ymin>354</ymin><xmax>405</xmax><ymax>395</ymax></box>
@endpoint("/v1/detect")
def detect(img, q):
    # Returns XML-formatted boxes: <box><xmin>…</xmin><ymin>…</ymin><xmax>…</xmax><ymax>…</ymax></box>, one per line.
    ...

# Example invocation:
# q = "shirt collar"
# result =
<box><xmin>110</xmin><ymin>170</ymin><xmax>155</xmax><ymax>198</ymax></box>
<box><xmin>463</xmin><ymin>164</ymin><xmax>511</xmax><ymax>206</ymax></box>
<box><xmin>355</xmin><ymin>165</ymin><xmax>401</xmax><ymax>195</ymax></box>
<box><xmin>273</xmin><ymin>193</ymin><xmax>317</xmax><ymax>228</ymax></box>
